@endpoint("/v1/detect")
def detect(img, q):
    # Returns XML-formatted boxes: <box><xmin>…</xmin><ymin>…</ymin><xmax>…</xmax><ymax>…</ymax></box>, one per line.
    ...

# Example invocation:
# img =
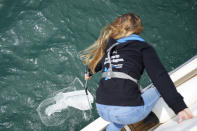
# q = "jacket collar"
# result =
<box><xmin>117</xmin><ymin>34</ymin><xmax>145</xmax><ymax>43</ymax></box>
<box><xmin>104</xmin><ymin>34</ymin><xmax>145</xmax><ymax>52</ymax></box>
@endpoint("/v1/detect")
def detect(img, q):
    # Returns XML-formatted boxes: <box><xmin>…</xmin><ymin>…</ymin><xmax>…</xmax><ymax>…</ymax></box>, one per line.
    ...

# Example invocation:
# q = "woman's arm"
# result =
<box><xmin>85</xmin><ymin>60</ymin><xmax>102</xmax><ymax>80</ymax></box>
<box><xmin>142</xmin><ymin>44</ymin><xmax>193</xmax><ymax>122</ymax></box>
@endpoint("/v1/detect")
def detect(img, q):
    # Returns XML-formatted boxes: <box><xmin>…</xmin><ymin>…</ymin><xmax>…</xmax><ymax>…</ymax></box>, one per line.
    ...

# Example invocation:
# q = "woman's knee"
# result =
<box><xmin>106</xmin><ymin>123</ymin><xmax>124</xmax><ymax>131</ymax></box>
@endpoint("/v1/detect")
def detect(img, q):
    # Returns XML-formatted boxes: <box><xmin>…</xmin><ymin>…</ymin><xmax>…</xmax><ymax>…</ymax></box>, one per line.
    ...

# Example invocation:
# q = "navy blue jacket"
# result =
<box><xmin>90</xmin><ymin>38</ymin><xmax>187</xmax><ymax>114</ymax></box>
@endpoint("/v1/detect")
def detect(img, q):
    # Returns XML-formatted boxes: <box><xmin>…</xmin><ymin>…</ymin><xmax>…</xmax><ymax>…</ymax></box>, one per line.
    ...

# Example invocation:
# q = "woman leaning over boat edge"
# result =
<box><xmin>80</xmin><ymin>13</ymin><xmax>194</xmax><ymax>131</ymax></box>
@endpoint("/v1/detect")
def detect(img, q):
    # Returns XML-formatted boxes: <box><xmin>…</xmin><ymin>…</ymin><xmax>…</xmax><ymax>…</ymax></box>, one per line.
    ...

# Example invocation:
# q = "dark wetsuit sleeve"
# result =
<box><xmin>142</xmin><ymin>45</ymin><xmax>187</xmax><ymax>114</ymax></box>
<box><xmin>86</xmin><ymin>60</ymin><xmax>102</xmax><ymax>76</ymax></box>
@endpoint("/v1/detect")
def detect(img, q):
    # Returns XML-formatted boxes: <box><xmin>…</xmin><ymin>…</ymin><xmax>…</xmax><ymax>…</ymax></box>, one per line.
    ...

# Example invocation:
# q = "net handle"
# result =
<box><xmin>84</xmin><ymin>80</ymin><xmax>88</xmax><ymax>95</ymax></box>
<box><xmin>84</xmin><ymin>67</ymin><xmax>89</xmax><ymax>95</ymax></box>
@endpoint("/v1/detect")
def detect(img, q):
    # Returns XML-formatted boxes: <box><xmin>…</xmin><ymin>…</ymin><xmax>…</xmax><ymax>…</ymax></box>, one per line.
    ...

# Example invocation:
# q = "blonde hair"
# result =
<box><xmin>80</xmin><ymin>13</ymin><xmax>143</xmax><ymax>74</ymax></box>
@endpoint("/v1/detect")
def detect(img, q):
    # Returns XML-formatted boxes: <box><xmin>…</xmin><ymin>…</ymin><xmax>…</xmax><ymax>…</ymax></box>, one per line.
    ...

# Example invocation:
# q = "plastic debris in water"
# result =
<box><xmin>36</xmin><ymin>77</ymin><xmax>94</xmax><ymax>126</ymax></box>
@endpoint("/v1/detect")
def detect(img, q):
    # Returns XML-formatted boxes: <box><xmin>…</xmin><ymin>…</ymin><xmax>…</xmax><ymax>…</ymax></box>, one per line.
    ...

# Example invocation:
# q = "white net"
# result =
<box><xmin>36</xmin><ymin>77</ymin><xmax>94</xmax><ymax>126</ymax></box>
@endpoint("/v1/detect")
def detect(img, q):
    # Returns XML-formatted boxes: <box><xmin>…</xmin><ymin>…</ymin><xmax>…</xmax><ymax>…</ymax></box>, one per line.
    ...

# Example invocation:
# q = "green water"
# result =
<box><xmin>0</xmin><ymin>0</ymin><xmax>196</xmax><ymax>131</ymax></box>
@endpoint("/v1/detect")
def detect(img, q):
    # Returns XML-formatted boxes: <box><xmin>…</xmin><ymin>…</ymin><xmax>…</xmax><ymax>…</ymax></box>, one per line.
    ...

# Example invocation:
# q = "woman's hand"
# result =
<box><xmin>85</xmin><ymin>74</ymin><xmax>91</xmax><ymax>80</ymax></box>
<box><xmin>178</xmin><ymin>108</ymin><xmax>194</xmax><ymax>124</ymax></box>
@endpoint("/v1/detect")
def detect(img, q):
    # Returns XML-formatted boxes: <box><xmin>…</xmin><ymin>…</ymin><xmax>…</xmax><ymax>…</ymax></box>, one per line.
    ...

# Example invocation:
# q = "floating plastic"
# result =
<box><xmin>36</xmin><ymin>77</ymin><xmax>94</xmax><ymax>126</ymax></box>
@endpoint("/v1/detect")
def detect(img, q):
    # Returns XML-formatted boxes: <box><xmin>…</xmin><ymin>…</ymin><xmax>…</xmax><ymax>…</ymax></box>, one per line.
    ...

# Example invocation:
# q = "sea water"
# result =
<box><xmin>0</xmin><ymin>0</ymin><xmax>197</xmax><ymax>131</ymax></box>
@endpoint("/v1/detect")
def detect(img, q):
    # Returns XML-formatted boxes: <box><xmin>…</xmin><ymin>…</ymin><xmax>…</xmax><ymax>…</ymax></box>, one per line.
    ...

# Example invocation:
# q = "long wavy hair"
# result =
<box><xmin>80</xmin><ymin>13</ymin><xmax>143</xmax><ymax>74</ymax></box>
